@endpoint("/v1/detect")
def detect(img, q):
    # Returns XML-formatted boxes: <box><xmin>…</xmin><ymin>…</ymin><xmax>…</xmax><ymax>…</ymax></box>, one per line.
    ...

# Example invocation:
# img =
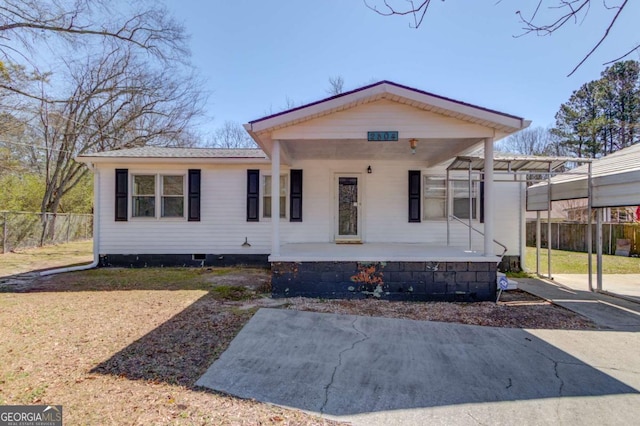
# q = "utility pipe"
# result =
<box><xmin>40</xmin><ymin>166</ymin><xmax>100</xmax><ymax>276</ymax></box>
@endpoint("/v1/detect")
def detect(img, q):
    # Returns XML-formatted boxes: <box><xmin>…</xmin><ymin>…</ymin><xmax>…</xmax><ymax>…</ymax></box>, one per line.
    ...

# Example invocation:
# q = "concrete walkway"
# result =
<box><xmin>551</xmin><ymin>273</ymin><xmax>640</xmax><ymax>302</ymax></box>
<box><xmin>197</xmin><ymin>308</ymin><xmax>640</xmax><ymax>425</ymax></box>
<box><xmin>518</xmin><ymin>278</ymin><xmax>640</xmax><ymax>331</ymax></box>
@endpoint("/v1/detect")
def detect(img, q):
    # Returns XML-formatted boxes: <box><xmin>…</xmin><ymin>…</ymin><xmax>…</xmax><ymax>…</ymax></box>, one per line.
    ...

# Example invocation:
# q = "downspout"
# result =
<box><xmin>40</xmin><ymin>165</ymin><xmax>100</xmax><ymax>276</ymax></box>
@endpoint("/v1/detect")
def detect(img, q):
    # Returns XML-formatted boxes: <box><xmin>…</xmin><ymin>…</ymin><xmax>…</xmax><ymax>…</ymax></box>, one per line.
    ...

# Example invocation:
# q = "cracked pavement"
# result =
<box><xmin>196</xmin><ymin>308</ymin><xmax>640</xmax><ymax>425</ymax></box>
<box><xmin>320</xmin><ymin>317</ymin><xmax>370</xmax><ymax>414</ymax></box>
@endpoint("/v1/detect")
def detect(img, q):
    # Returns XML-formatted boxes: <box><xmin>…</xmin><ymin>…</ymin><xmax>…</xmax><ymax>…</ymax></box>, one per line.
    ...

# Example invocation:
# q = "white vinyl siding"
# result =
<box><xmin>97</xmin><ymin>160</ymin><xmax>522</xmax><ymax>257</ymax></box>
<box><xmin>271</xmin><ymin>99</ymin><xmax>495</xmax><ymax>140</ymax></box>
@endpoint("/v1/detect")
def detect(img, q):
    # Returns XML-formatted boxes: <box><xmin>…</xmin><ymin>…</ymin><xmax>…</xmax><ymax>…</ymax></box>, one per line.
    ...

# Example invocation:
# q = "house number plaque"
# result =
<box><xmin>367</xmin><ymin>131</ymin><xmax>398</xmax><ymax>142</ymax></box>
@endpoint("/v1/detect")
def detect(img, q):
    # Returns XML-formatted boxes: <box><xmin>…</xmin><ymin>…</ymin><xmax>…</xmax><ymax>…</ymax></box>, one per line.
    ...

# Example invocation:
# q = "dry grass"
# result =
<box><xmin>0</xmin><ymin>240</ymin><xmax>93</xmax><ymax>277</ymax></box>
<box><xmin>0</xmin><ymin>268</ymin><xmax>339</xmax><ymax>425</ymax></box>
<box><xmin>0</xmin><ymin>263</ymin><xmax>596</xmax><ymax>425</ymax></box>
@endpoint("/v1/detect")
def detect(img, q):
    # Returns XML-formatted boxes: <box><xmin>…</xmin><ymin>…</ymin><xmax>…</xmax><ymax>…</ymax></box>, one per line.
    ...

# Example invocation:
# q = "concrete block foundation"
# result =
<box><xmin>271</xmin><ymin>261</ymin><xmax>497</xmax><ymax>302</ymax></box>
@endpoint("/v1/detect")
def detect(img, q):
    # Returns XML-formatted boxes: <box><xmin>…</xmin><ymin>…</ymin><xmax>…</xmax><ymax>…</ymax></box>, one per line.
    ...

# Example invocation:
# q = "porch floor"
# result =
<box><xmin>269</xmin><ymin>243</ymin><xmax>500</xmax><ymax>263</ymax></box>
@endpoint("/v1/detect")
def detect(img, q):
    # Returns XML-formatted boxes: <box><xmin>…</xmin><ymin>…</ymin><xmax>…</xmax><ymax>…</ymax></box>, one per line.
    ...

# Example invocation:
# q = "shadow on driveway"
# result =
<box><xmin>196</xmin><ymin>308</ymin><xmax>638</xmax><ymax>416</ymax></box>
<box><xmin>90</xmin><ymin>293</ymin><xmax>255</xmax><ymax>387</ymax></box>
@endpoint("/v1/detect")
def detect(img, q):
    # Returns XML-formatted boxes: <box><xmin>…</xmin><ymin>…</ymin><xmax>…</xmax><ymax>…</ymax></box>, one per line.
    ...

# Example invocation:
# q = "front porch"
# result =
<box><xmin>244</xmin><ymin>81</ymin><xmax>531</xmax><ymax>302</ymax></box>
<box><xmin>270</xmin><ymin>243</ymin><xmax>498</xmax><ymax>302</ymax></box>
<box><xmin>271</xmin><ymin>242</ymin><xmax>498</xmax><ymax>262</ymax></box>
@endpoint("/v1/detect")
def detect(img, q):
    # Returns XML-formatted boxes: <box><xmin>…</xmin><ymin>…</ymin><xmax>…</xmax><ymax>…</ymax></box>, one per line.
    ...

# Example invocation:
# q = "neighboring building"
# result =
<box><xmin>78</xmin><ymin>81</ymin><xmax>539</xmax><ymax>301</ymax></box>
<box><xmin>563</xmin><ymin>203</ymin><xmax>638</xmax><ymax>223</ymax></box>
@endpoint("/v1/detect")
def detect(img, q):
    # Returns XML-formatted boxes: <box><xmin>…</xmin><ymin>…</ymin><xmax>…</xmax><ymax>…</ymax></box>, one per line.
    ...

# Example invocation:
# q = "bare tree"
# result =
<box><xmin>555</xmin><ymin>198</ymin><xmax>586</xmax><ymax>221</ymax></box>
<box><xmin>496</xmin><ymin>126</ymin><xmax>557</xmax><ymax>156</ymax></box>
<box><xmin>36</xmin><ymin>43</ymin><xmax>202</xmax><ymax>226</ymax></box>
<box><xmin>206</xmin><ymin>121</ymin><xmax>256</xmax><ymax>148</ymax></box>
<box><xmin>0</xmin><ymin>112</ymin><xmax>35</xmax><ymax>174</ymax></box>
<box><xmin>326</xmin><ymin>76</ymin><xmax>345</xmax><ymax>96</ymax></box>
<box><xmin>0</xmin><ymin>1</ymin><xmax>204</xmax><ymax>222</ymax></box>
<box><xmin>365</xmin><ymin>0</ymin><xmax>634</xmax><ymax>76</ymax></box>
<box><xmin>283</xmin><ymin>96</ymin><xmax>298</xmax><ymax>110</ymax></box>
<box><xmin>0</xmin><ymin>0</ymin><xmax>188</xmax><ymax>102</ymax></box>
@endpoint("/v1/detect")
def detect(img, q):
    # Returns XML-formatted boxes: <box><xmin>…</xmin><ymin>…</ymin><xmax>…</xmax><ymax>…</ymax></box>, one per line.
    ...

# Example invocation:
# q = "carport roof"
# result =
<box><xmin>527</xmin><ymin>143</ymin><xmax>640</xmax><ymax>209</ymax></box>
<box><xmin>530</xmin><ymin>143</ymin><xmax>640</xmax><ymax>186</ymax></box>
<box><xmin>447</xmin><ymin>154</ymin><xmax>583</xmax><ymax>172</ymax></box>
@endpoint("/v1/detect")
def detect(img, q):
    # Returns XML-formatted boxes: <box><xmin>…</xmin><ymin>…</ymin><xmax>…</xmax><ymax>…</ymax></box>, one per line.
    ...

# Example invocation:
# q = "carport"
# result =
<box><xmin>527</xmin><ymin>144</ymin><xmax>640</xmax><ymax>295</ymax></box>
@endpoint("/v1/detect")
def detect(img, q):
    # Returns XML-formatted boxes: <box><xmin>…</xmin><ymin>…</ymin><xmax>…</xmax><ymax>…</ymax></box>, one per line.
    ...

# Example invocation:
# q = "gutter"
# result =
<box><xmin>40</xmin><ymin>165</ymin><xmax>100</xmax><ymax>276</ymax></box>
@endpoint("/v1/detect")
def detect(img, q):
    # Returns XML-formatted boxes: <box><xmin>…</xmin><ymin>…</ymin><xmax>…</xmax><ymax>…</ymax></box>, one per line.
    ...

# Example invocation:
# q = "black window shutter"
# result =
<box><xmin>290</xmin><ymin>169</ymin><xmax>303</xmax><ymax>222</ymax></box>
<box><xmin>480</xmin><ymin>181</ymin><xmax>485</xmax><ymax>223</ymax></box>
<box><xmin>408</xmin><ymin>170</ymin><xmax>421</xmax><ymax>223</ymax></box>
<box><xmin>115</xmin><ymin>168</ymin><xmax>128</xmax><ymax>221</ymax></box>
<box><xmin>188</xmin><ymin>169</ymin><xmax>201</xmax><ymax>221</ymax></box>
<box><xmin>247</xmin><ymin>169</ymin><xmax>259</xmax><ymax>221</ymax></box>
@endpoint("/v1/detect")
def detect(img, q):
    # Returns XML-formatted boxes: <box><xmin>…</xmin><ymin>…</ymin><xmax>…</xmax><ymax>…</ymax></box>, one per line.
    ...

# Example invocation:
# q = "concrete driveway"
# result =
<box><xmin>196</xmin><ymin>308</ymin><xmax>640</xmax><ymax>425</ymax></box>
<box><xmin>552</xmin><ymin>273</ymin><xmax>640</xmax><ymax>302</ymax></box>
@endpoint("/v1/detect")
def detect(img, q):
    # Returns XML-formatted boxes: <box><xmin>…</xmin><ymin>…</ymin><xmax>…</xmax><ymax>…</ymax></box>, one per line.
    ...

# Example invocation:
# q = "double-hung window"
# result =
<box><xmin>263</xmin><ymin>174</ymin><xmax>287</xmax><ymax>219</ymax></box>
<box><xmin>423</xmin><ymin>176</ymin><xmax>446</xmax><ymax>220</ymax></box>
<box><xmin>161</xmin><ymin>175</ymin><xmax>184</xmax><ymax>217</ymax></box>
<box><xmin>452</xmin><ymin>180</ymin><xmax>478</xmax><ymax>220</ymax></box>
<box><xmin>423</xmin><ymin>176</ymin><xmax>480</xmax><ymax>220</ymax></box>
<box><xmin>132</xmin><ymin>174</ymin><xmax>185</xmax><ymax>218</ymax></box>
<box><xmin>132</xmin><ymin>175</ymin><xmax>156</xmax><ymax>217</ymax></box>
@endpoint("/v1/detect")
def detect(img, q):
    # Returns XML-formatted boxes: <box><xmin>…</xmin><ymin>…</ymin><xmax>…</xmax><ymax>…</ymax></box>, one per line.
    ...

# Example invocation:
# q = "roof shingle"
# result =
<box><xmin>78</xmin><ymin>146</ymin><xmax>267</xmax><ymax>159</ymax></box>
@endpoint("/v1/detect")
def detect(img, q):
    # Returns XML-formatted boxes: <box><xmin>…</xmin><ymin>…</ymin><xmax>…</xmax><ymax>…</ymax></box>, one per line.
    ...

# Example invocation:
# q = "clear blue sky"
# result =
<box><xmin>167</xmin><ymin>0</ymin><xmax>640</xmax><ymax>136</ymax></box>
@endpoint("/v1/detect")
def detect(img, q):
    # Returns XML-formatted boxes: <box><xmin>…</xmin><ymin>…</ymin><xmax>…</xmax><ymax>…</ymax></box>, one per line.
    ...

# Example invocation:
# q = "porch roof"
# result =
<box><xmin>247</xmin><ymin>81</ymin><xmax>528</xmax><ymax>134</ymax></box>
<box><xmin>244</xmin><ymin>81</ymin><xmax>531</xmax><ymax>165</ymax></box>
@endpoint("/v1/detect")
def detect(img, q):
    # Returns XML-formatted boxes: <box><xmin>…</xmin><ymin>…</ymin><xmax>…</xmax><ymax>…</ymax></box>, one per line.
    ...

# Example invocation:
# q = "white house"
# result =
<box><xmin>78</xmin><ymin>81</ymin><xmax>541</xmax><ymax>301</ymax></box>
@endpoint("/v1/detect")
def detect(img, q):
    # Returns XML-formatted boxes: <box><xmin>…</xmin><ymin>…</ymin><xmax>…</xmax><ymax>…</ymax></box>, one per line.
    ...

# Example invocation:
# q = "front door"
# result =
<box><xmin>335</xmin><ymin>174</ymin><xmax>361</xmax><ymax>241</ymax></box>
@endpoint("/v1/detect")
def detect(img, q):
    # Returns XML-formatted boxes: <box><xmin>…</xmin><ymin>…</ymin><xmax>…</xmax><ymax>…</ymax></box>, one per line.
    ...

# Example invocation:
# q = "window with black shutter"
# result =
<box><xmin>188</xmin><ymin>169</ymin><xmax>201</xmax><ymax>221</ymax></box>
<box><xmin>290</xmin><ymin>169</ymin><xmax>302</xmax><ymax>222</ymax></box>
<box><xmin>247</xmin><ymin>169</ymin><xmax>259</xmax><ymax>221</ymax></box>
<box><xmin>115</xmin><ymin>169</ymin><xmax>128</xmax><ymax>221</ymax></box>
<box><xmin>408</xmin><ymin>170</ymin><xmax>421</xmax><ymax>223</ymax></box>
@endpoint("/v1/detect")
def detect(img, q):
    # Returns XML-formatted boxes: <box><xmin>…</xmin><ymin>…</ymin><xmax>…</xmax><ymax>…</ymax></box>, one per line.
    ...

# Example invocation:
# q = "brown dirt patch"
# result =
<box><xmin>281</xmin><ymin>290</ymin><xmax>595</xmax><ymax>329</ymax></box>
<box><xmin>0</xmin><ymin>266</ymin><xmax>595</xmax><ymax>425</ymax></box>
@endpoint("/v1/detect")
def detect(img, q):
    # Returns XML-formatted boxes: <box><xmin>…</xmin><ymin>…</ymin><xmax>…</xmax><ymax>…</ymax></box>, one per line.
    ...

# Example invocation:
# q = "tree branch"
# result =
<box><xmin>365</xmin><ymin>0</ymin><xmax>634</xmax><ymax>76</ymax></box>
<box><xmin>566</xmin><ymin>0</ymin><xmax>628</xmax><ymax>76</ymax></box>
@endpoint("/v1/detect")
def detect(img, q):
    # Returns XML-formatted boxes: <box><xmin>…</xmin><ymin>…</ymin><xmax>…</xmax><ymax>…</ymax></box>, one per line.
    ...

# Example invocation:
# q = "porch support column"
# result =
<box><xmin>271</xmin><ymin>140</ymin><xmax>281</xmax><ymax>256</ymax></box>
<box><xmin>483</xmin><ymin>137</ymin><xmax>494</xmax><ymax>256</ymax></box>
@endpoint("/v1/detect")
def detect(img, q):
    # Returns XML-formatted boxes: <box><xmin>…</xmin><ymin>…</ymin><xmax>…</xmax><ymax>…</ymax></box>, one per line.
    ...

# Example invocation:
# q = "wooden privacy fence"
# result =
<box><xmin>526</xmin><ymin>222</ymin><xmax>640</xmax><ymax>256</ymax></box>
<box><xmin>1</xmin><ymin>211</ymin><xmax>93</xmax><ymax>253</ymax></box>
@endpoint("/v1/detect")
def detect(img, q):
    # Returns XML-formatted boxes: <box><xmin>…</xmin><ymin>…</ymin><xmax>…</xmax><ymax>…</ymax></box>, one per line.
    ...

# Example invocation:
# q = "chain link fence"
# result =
<box><xmin>1</xmin><ymin>211</ymin><xmax>93</xmax><ymax>253</ymax></box>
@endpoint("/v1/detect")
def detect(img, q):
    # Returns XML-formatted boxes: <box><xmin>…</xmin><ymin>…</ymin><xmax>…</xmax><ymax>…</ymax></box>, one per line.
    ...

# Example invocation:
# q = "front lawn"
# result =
<box><xmin>0</xmin><ymin>240</ymin><xmax>93</xmax><ymax>277</ymax></box>
<box><xmin>525</xmin><ymin>247</ymin><xmax>640</xmax><ymax>274</ymax></box>
<box><xmin>0</xmin><ymin>267</ymin><xmax>336</xmax><ymax>425</ymax></box>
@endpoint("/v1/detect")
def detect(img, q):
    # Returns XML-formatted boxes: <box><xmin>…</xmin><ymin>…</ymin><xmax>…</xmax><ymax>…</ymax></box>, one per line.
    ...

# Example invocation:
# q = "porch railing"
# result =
<box><xmin>448</xmin><ymin>215</ymin><xmax>508</xmax><ymax>259</ymax></box>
